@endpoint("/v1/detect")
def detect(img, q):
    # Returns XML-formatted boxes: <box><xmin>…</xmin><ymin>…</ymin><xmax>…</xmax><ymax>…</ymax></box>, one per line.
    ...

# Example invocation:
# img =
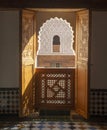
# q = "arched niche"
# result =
<box><xmin>37</xmin><ymin>17</ymin><xmax>75</xmax><ymax>55</ymax></box>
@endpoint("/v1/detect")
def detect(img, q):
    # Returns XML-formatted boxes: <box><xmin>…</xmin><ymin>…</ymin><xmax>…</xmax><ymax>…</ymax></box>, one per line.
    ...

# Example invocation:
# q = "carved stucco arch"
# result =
<box><xmin>37</xmin><ymin>17</ymin><xmax>75</xmax><ymax>55</ymax></box>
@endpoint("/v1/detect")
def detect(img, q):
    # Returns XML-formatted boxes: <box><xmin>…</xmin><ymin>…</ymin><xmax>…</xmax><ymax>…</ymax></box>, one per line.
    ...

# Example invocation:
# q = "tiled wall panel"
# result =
<box><xmin>0</xmin><ymin>88</ymin><xmax>107</xmax><ymax>116</ymax></box>
<box><xmin>90</xmin><ymin>89</ymin><xmax>107</xmax><ymax>116</ymax></box>
<box><xmin>0</xmin><ymin>88</ymin><xmax>19</xmax><ymax>114</ymax></box>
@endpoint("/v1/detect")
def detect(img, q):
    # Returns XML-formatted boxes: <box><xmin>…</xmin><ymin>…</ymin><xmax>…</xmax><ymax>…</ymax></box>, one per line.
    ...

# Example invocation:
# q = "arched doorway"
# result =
<box><xmin>20</xmin><ymin>9</ymin><xmax>89</xmax><ymax>119</ymax></box>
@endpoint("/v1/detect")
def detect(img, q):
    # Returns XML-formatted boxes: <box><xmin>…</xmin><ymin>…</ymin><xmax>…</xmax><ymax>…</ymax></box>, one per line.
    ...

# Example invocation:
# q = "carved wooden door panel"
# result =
<box><xmin>76</xmin><ymin>10</ymin><xmax>89</xmax><ymax>119</ymax></box>
<box><xmin>20</xmin><ymin>10</ymin><xmax>36</xmax><ymax>117</ymax></box>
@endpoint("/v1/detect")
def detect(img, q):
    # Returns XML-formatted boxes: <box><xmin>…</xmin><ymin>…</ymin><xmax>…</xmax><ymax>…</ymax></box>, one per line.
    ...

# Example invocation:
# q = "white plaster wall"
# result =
<box><xmin>90</xmin><ymin>11</ymin><xmax>107</xmax><ymax>89</ymax></box>
<box><xmin>0</xmin><ymin>11</ymin><xmax>19</xmax><ymax>88</ymax></box>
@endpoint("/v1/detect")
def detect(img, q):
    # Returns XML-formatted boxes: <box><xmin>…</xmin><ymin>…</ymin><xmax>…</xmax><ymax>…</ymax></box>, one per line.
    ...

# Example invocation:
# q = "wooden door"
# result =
<box><xmin>75</xmin><ymin>10</ymin><xmax>89</xmax><ymax>119</ymax></box>
<box><xmin>20</xmin><ymin>10</ymin><xmax>36</xmax><ymax>117</ymax></box>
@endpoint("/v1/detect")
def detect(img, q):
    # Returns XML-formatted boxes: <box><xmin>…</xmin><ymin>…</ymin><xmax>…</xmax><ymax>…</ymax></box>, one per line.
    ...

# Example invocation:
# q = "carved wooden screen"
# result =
<box><xmin>35</xmin><ymin>69</ymin><xmax>74</xmax><ymax>111</ymax></box>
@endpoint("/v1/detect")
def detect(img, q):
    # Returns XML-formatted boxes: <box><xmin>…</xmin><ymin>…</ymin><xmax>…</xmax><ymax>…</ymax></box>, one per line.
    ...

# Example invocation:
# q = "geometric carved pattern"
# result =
<box><xmin>36</xmin><ymin>69</ymin><xmax>74</xmax><ymax>110</ymax></box>
<box><xmin>41</xmin><ymin>74</ymin><xmax>71</xmax><ymax>104</ymax></box>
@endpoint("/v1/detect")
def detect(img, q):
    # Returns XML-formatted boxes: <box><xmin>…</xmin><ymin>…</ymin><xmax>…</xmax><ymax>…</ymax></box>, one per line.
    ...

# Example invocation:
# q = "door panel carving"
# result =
<box><xmin>20</xmin><ymin>10</ymin><xmax>36</xmax><ymax>117</ymax></box>
<box><xmin>76</xmin><ymin>10</ymin><xmax>89</xmax><ymax>119</ymax></box>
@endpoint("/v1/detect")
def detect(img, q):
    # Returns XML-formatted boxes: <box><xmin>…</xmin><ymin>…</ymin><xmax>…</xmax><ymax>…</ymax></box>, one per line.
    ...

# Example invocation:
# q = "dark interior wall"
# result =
<box><xmin>0</xmin><ymin>11</ymin><xmax>19</xmax><ymax>88</ymax></box>
<box><xmin>90</xmin><ymin>11</ymin><xmax>107</xmax><ymax>89</ymax></box>
<box><xmin>1</xmin><ymin>0</ymin><xmax>107</xmax><ymax>8</ymax></box>
<box><xmin>0</xmin><ymin>0</ymin><xmax>90</xmax><ymax>8</ymax></box>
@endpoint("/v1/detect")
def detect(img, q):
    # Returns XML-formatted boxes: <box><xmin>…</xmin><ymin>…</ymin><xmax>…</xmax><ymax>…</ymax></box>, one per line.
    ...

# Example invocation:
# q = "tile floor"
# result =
<box><xmin>0</xmin><ymin>116</ymin><xmax>107</xmax><ymax>130</ymax></box>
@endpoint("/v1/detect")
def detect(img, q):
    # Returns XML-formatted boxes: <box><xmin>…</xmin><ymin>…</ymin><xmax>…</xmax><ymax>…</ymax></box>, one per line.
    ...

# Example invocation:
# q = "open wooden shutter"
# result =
<box><xmin>75</xmin><ymin>10</ymin><xmax>89</xmax><ymax>119</ymax></box>
<box><xmin>20</xmin><ymin>10</ymin><xmax>36</xmax><ymax>117</ymax></box>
